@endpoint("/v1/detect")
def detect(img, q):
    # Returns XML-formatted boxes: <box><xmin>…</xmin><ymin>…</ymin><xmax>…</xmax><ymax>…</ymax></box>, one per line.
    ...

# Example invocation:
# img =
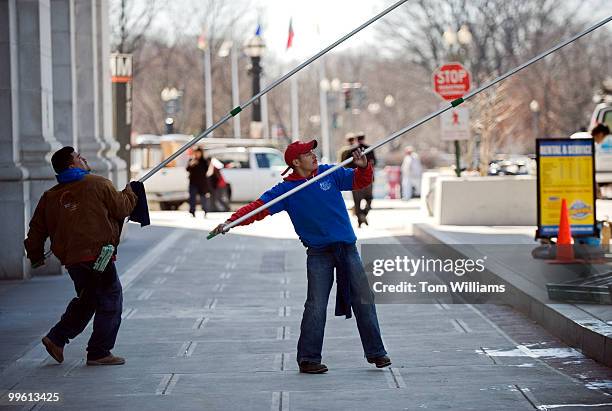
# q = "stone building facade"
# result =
<box><xmin>0</xmin><ymin>0</ymin><xmax>126</xmax><ymax>280</ymax></box>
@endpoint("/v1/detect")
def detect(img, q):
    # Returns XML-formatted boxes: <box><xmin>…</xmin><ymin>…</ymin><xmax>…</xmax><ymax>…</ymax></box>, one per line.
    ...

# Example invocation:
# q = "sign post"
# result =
<box><xmin>433</xmin><ymin>62</ymin><xmax>471</xmax><ymax>177</ymax></box>
<box><xmin>110</xmin><ymin>53</ymin><xmax>133</xmax><ymax>183</ymax></box>
<box><xmin>536</xmin><ymin>138</ymin><xmax>597</xmax><ymax>238</ymax></box>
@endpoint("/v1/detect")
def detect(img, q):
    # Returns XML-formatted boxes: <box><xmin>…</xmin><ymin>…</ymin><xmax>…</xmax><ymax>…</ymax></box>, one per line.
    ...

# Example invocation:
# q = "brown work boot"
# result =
<box><xmin>86</xmin><ymin>354</ymin><xmax>126</xmax><ymax>366</ymax></box>
<box><xmin>299</xmin><ymin>361</ymin><xmax>328</xmax><ymax>374</ymax></box>
<box><xmin>367</xmin><ymin>355</ymin><xmax>391</xmax><ymax>368</ymax></box>
<box><xmin>42</xmin><ymin>336</ymin><xmax>64</xmax><ymax>363</ymax></box>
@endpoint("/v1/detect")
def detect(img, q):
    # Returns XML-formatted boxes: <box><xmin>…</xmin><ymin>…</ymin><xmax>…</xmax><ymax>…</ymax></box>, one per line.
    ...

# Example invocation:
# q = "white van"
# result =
<box><xmin>132</xmin><ymin>135</ymin><xmax>285</xmax><ymax>209</ymax></box>
<box><xmin>571</xmin><ymin>103</ymin><xmax>612</xmax><ymax>183</ymax></box>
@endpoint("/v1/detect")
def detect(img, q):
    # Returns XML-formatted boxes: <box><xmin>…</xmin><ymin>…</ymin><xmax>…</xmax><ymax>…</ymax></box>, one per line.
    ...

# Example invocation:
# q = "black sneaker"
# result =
<box><xmin>299</xmin><ymin>361</ymin><xmax>328</xmax><ymax>374</ymax></box>
<box><xmin>367</xmin><ymin>355</ymin><xmax>391</xmax><ymax>368</ymax></box>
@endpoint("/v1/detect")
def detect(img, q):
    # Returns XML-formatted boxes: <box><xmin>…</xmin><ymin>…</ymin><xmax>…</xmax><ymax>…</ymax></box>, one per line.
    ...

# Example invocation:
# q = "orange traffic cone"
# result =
<box><xmin>552</xmin><ymin>198</ymin><xmax>577</xmax><ymax>263</ymax></box>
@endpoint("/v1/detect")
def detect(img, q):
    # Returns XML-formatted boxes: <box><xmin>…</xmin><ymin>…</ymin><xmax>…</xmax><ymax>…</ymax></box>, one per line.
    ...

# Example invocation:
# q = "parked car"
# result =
<box><xmin>488</xmin><ymin>155</ymin><xmax>535</xmax><ymax>176</ymax></box>
<box><xmin>205</xmin><ymin>147</ymin><xmax>286</xmax><ymax>202</ymax></box>
<box><xmin>132</xmin><ymin>135</ymin><xmax>284</xmax><ymax>209</ymax></box>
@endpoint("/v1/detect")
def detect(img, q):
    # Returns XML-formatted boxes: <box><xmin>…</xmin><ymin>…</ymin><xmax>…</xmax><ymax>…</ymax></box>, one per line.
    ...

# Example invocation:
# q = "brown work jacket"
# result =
<box><xmin>24</xmin><ymin>174</ymin><xmax>137</xmax><ymax>266</ymax></box>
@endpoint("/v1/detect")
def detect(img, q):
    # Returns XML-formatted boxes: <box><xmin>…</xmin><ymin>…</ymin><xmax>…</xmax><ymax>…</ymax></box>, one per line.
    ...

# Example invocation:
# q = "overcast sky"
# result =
<box><xmin>250</xmin><ymin>0</ymin><xmax>611</xmax><ymax>63</ymax></box>
<box><xmin>252</xmin><ymin>0</ymin><xmax>386</xmax><ymax>62</ymax></box>
<box><xmin>139</xmin><ymin>0</ymin><xmax>611</xmax><ymax>64</ymax></box>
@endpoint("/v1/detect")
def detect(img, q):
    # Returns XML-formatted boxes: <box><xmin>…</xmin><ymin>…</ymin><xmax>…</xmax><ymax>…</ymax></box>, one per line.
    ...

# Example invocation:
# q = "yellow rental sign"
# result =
<box><xmin>536</xmin><ymin>138</ymin><xmax>597</xmax><ymax>238</ymax></box>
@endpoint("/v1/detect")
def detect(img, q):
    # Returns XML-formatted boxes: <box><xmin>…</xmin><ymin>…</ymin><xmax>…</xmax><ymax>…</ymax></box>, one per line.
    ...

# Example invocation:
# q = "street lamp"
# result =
<box><xmin>160</xmin><ymin>87</ymin><xmax>182</xmax><ymax>134</ymax></box>
<box><xmin>384</xmin><ymin>94</ymin><xmax>396</xmax><ymax>108</ymax></box>
<box><xmin>442</xmin><ymin>25</ymin><xmax>472</xmax><ymax>177</ymax></box>
<box><xmin>244</xmin><ymin>34</ymin><xmax>266</xmax><ymax>137</ymax></box>
<box><xmin>529</xmin><ymin>99</ymin><xmax>540</xmax><ymax>139</ymax></box>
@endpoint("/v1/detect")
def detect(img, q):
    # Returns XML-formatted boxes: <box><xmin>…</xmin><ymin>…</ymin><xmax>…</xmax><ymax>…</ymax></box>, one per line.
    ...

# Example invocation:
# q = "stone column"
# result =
<box><xmin>0</xmin><ymin>1</ymin><xmax>30</xmax><ymax>280</ymax></box>
<box><xmin>73</xmin><ymin>0</ymin><xmax>112</xmax><ymax>179</ymax></box>
<box><xmin>0</xmin><ymin>0</ymin><xmax>62</xmax><ymax>279</ymax></box>
<box><xmin>96</xmin><ymin>0</ymin><xmax>126</xmax><ymax>187</ymax></box>
<box><xmin>51</xmin><ymin>0</ymin><xmax>77</xmax><ymax>148</ymax></box>
<box><xmin>73</xmin><ymin>0</ymin><xmax>126</xmax><ymax>187</ymax></box>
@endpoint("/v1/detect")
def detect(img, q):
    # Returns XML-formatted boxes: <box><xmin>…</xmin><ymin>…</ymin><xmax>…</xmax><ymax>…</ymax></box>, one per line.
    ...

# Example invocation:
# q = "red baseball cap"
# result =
<box><xmin>282</xmin><ymin>140</ymin><xmax>318</xmax><ymax>175</ymax></box>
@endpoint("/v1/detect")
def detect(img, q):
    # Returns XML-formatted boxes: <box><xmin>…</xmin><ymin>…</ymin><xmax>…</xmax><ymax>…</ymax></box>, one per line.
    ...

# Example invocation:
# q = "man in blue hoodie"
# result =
<box><xmin>212</xmin><ymin>140</ymin><xmax>390</xmax><ymax>374</ymax></box>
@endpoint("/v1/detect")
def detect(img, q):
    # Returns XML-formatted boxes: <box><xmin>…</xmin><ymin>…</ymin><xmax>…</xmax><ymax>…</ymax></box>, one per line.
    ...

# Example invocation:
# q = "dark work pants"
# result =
<box><xmin>47</xmin><ymin>261</ymin><xmax>123</xmax><ymax>361</ymax></box>
<box><xmin>296</xmin><ymin>243</ymin><xmax>386</xmax><ymax>364</ymax></box>
<box><xmin>189</xmin><ymin>183</ymin><xmax>208</xmax><ymax>214</ymax></box>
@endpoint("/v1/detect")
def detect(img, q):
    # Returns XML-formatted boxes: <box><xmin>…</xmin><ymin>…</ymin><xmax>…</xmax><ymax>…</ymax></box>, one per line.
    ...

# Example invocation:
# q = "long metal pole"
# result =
<box><xmin>231</xmin><ymin>43</ymin><xmax>241</xmax><ymax>138</ymax></box>
<box><xmin>138</xmin><ymin>0</ymin><xmax>411</xmax><ymax>183</ymax></box>
<box><xmin>291</xmin><ymin>76</ymin><xmax>299</xmax><ymax>140</ymax></box>
<box><xmin>318</xmin><ymin>61</ymin><xmax>331</xmax><ymax>162</ymax></box>
<box><xmin>208</xmin><ymin>15</ymin><xmax>612</xmax><ymax>239</ymax></box>
<box><xmin>204</xmin><ymin>46</ymin><xmax>213</xmax><ymax>135</ymax></box>
<box><xmin>261</xmin><ymin>76</ymin><xmax>270</xmax><ymax>138</ymax></box>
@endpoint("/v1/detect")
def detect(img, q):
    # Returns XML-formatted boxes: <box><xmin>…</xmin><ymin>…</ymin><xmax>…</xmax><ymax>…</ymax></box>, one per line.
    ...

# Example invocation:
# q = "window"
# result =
<box><xmin>255</xmin><ymin>152</ymin><xmax>285</xmax><ymax>168</ymax></box>
<box><xmin>213</xmin><ymin>152</ymin><xmax>250</xmax><ymax>169</ymax></box>
<box><xmin>603</xmin><ymin>109</ymin><xmax>612</xmax><ymax>131</ymax></box>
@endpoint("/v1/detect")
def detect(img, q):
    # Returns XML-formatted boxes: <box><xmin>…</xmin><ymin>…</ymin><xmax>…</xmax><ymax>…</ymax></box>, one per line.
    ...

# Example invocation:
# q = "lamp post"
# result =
<box><xmin>160</xmin><ymin>87</ymin><xmax>182</xmax><ymax>134</ymax></box>
<box><xmin>443</xmin><ymin>24</ymin><xmax>472</xmax><ymax>177</ymax></box>
<box><xmin>244</xmin><ymin>34</ymin><xmax>265</xmax><ymax>138</ymax></box>
<box><xmin>529</xmin><ymin>99</ymin><xmax>540</xmax><ymax>139</ymax></box>
<box><xmin>219</xmin><ymin>40</ymin><xmax>241</xmax><ymax>138</ymax></box>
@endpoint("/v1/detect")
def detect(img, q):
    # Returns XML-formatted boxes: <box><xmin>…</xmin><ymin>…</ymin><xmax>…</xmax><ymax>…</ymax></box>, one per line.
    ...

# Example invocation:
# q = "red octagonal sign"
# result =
<box><xmin>433</xmin><ymin>63</ymin><xmax>471</xmax><ymax>101</ymax></box>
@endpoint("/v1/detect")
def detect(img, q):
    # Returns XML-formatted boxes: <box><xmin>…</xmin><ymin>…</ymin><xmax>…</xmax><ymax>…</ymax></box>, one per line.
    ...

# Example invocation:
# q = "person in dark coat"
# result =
<box><xmin>186</xmin><ymin>148</ymin><xmax>211</xmax><ymax>217</ymax></box>
<box><xmin>338</xmin><ymin>132</ymin><xmax>376</xmax><ymax>227</ymax></box>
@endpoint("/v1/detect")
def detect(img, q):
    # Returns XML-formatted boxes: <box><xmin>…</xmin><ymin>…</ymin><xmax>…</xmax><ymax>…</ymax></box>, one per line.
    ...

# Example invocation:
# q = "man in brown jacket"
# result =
<box><xmin>24</xmin><ymin>146</ymin><xmax>137</xmax><ymax>366</ymax></box>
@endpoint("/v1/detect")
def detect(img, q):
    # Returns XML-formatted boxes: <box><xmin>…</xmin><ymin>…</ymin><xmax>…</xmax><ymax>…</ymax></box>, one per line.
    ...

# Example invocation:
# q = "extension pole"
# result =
<box><xmin>138</xmin><ymin>0</ymin><xmax>411</xmax><ymax>183</ymax></box>
<box><xmin>208</xmin><ymin>15</ymin><xmax>612</xmax><ymax>239</ymax></box>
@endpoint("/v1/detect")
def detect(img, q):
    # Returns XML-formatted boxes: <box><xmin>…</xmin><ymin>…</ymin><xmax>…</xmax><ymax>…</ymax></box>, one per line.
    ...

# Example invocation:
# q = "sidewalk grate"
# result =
<box><xmin>156</xmin><ymin>373</ymin><xmax>179</xmax><ymax>395</ymax></box>
<box><xmin>384</xmin><ymin>367</ymin><xmax>406</xmax><ymax>389</ymax></box>
<box><xmin>271</xmin><ymin>391</ymin><xmax>289</xmax><ymax>411</ymax></box>
<box><xmin>177</xmin><ymin>341</ymin><xmax>197</xmax><ymax>357</ymax></box>
<box><xmin>192</xmin><ymin>317</ymin><xmax>209</xmax><ymax>330</ymax></box>
<box><xmin>276</xmin><ymin>326</ymin><xmax>291</xmax><ymax>340</ymax></box>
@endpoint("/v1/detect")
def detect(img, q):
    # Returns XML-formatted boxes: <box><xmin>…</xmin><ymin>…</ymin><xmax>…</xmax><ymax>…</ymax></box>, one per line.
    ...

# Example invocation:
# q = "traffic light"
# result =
<box><xmin>344</xmin><ymin>89</ymin><xmax>352</xmax><ymax>110</ymax></box>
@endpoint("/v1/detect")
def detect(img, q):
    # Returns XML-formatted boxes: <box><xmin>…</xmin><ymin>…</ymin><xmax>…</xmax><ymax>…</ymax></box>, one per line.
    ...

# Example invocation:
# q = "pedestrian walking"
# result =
<box><xmin>338</xmin><ymin>132</ymin><xmax>376</xmax><ymax>227</ymax></box>
<box><xmin>401</xmin><ymin>146</ymin><xmax>422</xmax><ymax>199</ymax></box>
<box><xmin>212</xmin><ymin>140</ymin><xmax>390</xmax><ymax>374</ymax></box>
<box><xmin>207</xmin><ymin>156</ymin><xmax>231</xmax><ymax>212</ymax></box>
<box><xmin>24</xmin><ymin>146</ymin><xmax>137</xmax><ymax>366</ymax></box>
<box><xmin>186</xmin><ymin>147</ymin><xmax>211</xmax><ymax>217</ymax></box>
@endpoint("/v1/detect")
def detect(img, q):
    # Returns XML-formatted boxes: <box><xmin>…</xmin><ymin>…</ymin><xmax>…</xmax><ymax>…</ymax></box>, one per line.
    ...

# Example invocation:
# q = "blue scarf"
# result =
<box><xmin>56</xmin><ymin>168</ymin><xmax>90</xmax><ymax>184</ymax></box>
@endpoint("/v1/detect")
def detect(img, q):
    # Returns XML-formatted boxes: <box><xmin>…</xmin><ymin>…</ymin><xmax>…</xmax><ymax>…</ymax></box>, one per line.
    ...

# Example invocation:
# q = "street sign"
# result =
<box><xmin>110</xmin><ymin>53</ymin><xmax>133</xmax><ymax>184</ymax></box>
<box><xmin>440</xmin><ymin>104</ymin><xmax>470</xmax><ymax>141</ymax></box>
<box><xmin>433</xmin><ymin>63</ymin><xmax>471</xmax><ymax>101</ymax></box>
<box><xmin>536</xmin><ymin>138</ymin><xmax>597</xmax><ymax>238</ymax></box>
<box><xmin>110</xmin><ymin>53</ymin><xmax>132</xmax><ymax>83</ymax></box>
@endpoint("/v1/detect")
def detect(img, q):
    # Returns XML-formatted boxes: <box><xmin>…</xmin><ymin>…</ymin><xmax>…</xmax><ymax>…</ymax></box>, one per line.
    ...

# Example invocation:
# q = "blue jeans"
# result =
<box><xmin>189</xmin><ymin>184</ymin><xmax>208</xmax><ymax>214</ymax></box>
<box><xmin>296</xmin><ymin>243</ymin><xmax>387</xmax><ymax>364</ymax></box>
<box><xmin>47</xmin><ymin>261</ymin><xmax>123</xmax><ymax>361</ymax></box>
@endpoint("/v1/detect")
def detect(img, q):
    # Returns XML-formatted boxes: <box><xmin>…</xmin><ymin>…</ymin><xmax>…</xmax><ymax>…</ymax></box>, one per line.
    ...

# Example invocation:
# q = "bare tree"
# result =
<box><xmin>375</xmin><ymin>0</ymin><xmax>612</xmax><ymax>162</ymax></box>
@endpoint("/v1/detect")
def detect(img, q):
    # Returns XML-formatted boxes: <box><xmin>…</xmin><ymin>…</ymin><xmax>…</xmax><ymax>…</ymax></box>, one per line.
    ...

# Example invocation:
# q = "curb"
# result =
<box><xmin>413</xmin><ymin>222</ymin><xmax>612</xmax><ymax>367</ymax></box>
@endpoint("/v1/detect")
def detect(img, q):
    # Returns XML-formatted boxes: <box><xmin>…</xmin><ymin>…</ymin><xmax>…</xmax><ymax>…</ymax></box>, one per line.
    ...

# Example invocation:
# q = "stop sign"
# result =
<box><xmin>433</xmin><ymin>63</ymin><xmax>471</xmax><ymax>101</ymax></box>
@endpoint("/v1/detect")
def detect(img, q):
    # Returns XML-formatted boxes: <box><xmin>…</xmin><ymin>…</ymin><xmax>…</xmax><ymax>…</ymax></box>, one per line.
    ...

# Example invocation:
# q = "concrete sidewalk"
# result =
<box><xmin>1</xmin><ymin>209</ymin><xmax>611</xmax><ymax>410</ymax></box>
<box><xmin>413</xmin><ymin>220</ymin><xmax>612</xmax><ymax>368</ymax></box>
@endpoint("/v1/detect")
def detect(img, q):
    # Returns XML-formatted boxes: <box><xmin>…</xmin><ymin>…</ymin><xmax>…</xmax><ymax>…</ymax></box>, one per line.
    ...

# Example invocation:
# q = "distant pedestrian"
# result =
<box><xmin>212</xmin><ymin>140</ymin><xmax>390</xmax><ymax>374</ymax></box>
<box><xmin>338</xmin><ymin>132</ymin><xmax>376</xmax><ymax>227</ymax></box>
<box><xmin>207</xmin><ymin>156</ymin><xmax>231</xmax><ymax>212</ymax></box>
<box><xmin>591</xmin><ymin>123</ymin><xmax>610</xmax><ymax>144</ymax></box>
<box><xmin>186</xmin><ymin>148</ymin><xmax>211</xmax><ymax>217</ymax></box>
<box><xmin>401</xmin><ymin>146</ymin><xmax>422</xmax><ymax>199</ymax></box>
<box><xmin>24</xmin><ymin>146</ymin><xmax>137</xmax><ymax>366</ymax></box>
<box><xmin>571</xmin><ymin>123</ymin><xmax>611</xmax><ymax>198</ymax></box>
